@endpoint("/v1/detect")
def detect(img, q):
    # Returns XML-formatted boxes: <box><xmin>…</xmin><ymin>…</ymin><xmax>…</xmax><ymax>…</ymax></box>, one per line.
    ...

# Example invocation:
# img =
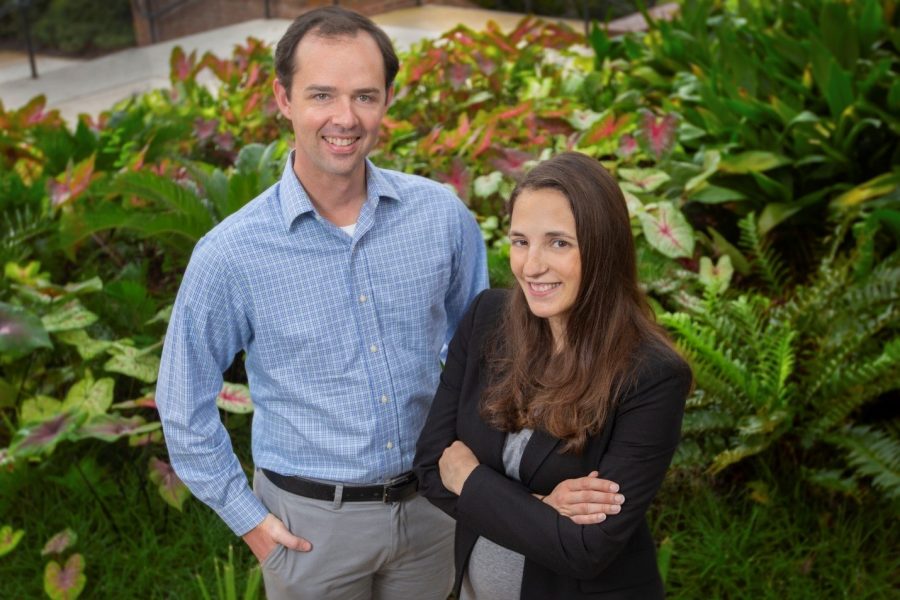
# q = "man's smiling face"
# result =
<box><xmin>274</xmin><ymin>31</ymin><xmax>391</xmax><ymax>187</ymax></box>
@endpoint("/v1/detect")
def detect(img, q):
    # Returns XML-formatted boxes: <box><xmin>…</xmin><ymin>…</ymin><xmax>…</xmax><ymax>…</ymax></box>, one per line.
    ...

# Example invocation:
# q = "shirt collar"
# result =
<box><xmin>279</xmin><ymin>151</ymin><xmax>403</xmax><ymax>232</ymax></box>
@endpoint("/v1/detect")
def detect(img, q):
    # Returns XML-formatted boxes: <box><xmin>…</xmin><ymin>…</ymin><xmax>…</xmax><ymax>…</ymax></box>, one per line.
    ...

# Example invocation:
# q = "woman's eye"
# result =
<box><xmin>551</xmin><ymin>239</ymin><xmax>568</xmax><ymax>248</ymax></box>
<box><xmin>511</xmin><ymin>239</ymin><xmax>527</xmax><ymax>247</ymax></box>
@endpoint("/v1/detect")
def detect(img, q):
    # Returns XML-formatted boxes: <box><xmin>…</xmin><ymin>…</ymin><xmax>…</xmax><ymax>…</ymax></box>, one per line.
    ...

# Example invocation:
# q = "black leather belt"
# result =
<box><xmin>262</xmin><ymin>469</ymin><xmax>418</xmax><ymax>503</ymax></box>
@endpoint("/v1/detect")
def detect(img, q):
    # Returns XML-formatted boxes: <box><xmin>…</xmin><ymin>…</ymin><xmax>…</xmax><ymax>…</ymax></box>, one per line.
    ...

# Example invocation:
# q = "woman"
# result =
<box><xmin>413</xmin><ymin>152</ymin><xmax>692</xmax><ymax>599</ymax></box>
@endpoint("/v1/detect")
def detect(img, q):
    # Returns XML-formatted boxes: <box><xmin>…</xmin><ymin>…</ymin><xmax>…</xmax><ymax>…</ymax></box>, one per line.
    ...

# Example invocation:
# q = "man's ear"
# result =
<box><xmin>273</xmin><ymin>79</ymin><xmax>292</xmax><ymax>119</ymax></box>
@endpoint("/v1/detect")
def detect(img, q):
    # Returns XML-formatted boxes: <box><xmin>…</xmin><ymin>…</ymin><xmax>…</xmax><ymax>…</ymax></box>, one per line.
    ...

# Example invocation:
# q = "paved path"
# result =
<box><xmin>0</xmin><ymin>4</ymin><xmax>671</xmax><ymax>124</ymax></box>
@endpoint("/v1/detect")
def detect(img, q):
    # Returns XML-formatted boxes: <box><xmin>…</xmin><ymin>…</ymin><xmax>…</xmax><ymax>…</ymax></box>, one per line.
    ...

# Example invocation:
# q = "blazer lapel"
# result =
<box><xmin>518</xmin><ymin>428</ymin><xmax>561</xmax><ymax>486</ymax></box>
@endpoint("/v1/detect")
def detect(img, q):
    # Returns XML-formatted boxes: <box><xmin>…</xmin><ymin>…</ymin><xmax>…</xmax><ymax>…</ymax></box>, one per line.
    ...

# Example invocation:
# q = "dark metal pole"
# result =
<box><xmin>264</xmin><ymin>0</ymin><xmax>271</xmax><ymax>19</ymax></box>
<box><xmin>582</xmin><ymin>0</ymin><xmax>589</xmax><ymax>37</ymax></box>
<box><xmin>524</xmin><ymin>0</ymin><xmax>532</xmax><ymax>14</ymax></box>
<box><xmin>18</xmin><ymin>0</ymin><xmax>38</xmax><ymax>79</ymax></box>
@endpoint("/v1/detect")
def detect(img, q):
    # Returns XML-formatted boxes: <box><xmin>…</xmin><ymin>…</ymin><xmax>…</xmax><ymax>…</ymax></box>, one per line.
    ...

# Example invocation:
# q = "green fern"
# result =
<box><xmin>826</xmin><ymin>425</ymin><xmax>900</xmax><ymax>502</ymax></box>
<box><xmin>738</xmin><ymin>212</ymin><xmax>788</xmax><ymax>295</ymax></box>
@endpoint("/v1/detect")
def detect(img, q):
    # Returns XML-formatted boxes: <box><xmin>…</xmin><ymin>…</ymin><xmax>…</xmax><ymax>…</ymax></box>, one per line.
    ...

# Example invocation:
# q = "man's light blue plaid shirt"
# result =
<box><xmin>156</xmin><ymin>154</ymin><xmax>488</xmax><ymax>536</ymax></box>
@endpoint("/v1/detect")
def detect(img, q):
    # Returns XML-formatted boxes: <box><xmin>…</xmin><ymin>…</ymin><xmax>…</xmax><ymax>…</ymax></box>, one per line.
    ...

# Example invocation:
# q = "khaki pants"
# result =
<box><xmin>253</xmin><ymin>469</ymin><xmax>455</xmax><ymax>600</ymax></box>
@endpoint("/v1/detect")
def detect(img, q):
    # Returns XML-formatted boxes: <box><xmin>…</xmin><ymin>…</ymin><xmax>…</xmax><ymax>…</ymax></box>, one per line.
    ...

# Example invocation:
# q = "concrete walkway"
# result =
<box><xmin>0</xmin><ymin>4</ymin><xmax>670</xmax><ymax>124</ymax></box>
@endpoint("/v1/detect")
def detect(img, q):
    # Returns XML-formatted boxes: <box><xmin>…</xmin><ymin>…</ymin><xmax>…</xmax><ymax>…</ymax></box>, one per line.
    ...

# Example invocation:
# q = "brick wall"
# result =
<box><xmin>131</xmin><ymin>0</ymin><xmax>477</xmax><ymax>46</ymax></box>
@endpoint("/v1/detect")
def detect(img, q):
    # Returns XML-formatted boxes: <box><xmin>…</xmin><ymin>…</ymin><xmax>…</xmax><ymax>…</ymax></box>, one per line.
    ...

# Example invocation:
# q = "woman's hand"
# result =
<box><xmin>438</xmin><ymin>440</ymin><xmax>480</xmax><ymax>495</ymax></box>
<box><xmin>539</xmin><ymin>471</ymin><xmax>625</xmax><ymax>525</ymax></box>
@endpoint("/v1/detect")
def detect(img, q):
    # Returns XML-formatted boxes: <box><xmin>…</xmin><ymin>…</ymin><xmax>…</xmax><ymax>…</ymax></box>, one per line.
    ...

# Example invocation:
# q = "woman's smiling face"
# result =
<box><xmin>509</xmin><ymin>187</ymin><xmax>582</xmax><ymax>343</ymax></box>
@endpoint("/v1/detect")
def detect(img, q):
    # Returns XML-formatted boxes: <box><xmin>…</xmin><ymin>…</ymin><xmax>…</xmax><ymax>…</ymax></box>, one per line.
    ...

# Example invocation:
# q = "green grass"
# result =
<box><xmin>651</xmin><ymin>470</ymin><xmax>900</xmax><ymax>599</ymax></box>
<box><xmin>0</xmin><ymin>443</ymin><xmax>258</xmax><ymax>598</ymax></box>
<box><xmin>3</xmin><ymin>442</ymin><xmax>897</xmax><ymax>598</ymax></box>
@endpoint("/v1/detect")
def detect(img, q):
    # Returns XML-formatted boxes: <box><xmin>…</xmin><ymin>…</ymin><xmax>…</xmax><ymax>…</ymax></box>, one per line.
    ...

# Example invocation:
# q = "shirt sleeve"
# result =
<box><xmin>155</xmin><ymin>236</ymin><xmax>269</xmax><ymax>536</ymax></box>
<box><xmin>453</xmin><ymin>359</ymin><xmax>691</xmax><ymax>579</ymax></box>
<box><xmin>444</xmin><ymin>199</ymin><xmax>489</xmax><ymax>351</ymax></box>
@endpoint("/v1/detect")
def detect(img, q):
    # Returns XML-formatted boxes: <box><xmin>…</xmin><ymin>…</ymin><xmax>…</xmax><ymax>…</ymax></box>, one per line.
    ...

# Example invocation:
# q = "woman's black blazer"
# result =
<box><xmin>414</xmin><ymin>288</ymin><xmax>692</xmax><ymax>599</ymax></box>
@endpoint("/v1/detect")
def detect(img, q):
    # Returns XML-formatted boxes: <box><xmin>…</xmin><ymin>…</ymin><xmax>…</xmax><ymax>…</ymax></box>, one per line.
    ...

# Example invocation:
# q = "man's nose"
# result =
<box><xmin>330</xmin><ymin>97</ymin><xmax>358</xmax><ymax>128</ymax></box>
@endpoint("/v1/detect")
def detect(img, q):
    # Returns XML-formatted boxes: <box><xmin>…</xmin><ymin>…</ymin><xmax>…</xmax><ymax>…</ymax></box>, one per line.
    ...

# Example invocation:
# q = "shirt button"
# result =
<box><xmin>386</xmin><ymin>441</ymin><xmax>394</xmax><ymax>449</ymax></box>
<box><xmin>359</xmin><ymin>294</ymin><xmax>367</xmax><ymax>303</ymax></box>
<box><xmin>370</xmin><ymin>344</ymin><xmax>378</xmax><ymax>353</ymax></box>
<box><xmin>381</xmin><ymin>394</ymin><xmax>389</xmax><ymax>404</ymax></box>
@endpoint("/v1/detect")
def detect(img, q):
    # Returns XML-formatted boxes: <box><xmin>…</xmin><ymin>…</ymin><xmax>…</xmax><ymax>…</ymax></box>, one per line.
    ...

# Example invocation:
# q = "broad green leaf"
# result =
<box><xmin>20</xmin><ymin>396</ymin><xmax>63</xmax><ymax>425</ymax></box>
<box><xmin>146</xmin><ymin>304</ymin><xmax>173</xmax><ymax>326</ymax></box>
<box><xmin>9</xmin><ymin>412</ymin><xmax>80</xmax><ymax>458</ymax></box>
<box><xmin>62</xmin><ymin>277</ymin><xmax>103</xmax><ymax>296</ymax></box>
<box><xmin>619</xmin><ymin>168</ymin><xmax>671</xmax><ymax>193</ymax></box>
<box><xmin>689</xmin><ymin>185</ymin><xmax>747</xmax><ymax>204</ymax></box>
<box><xmin>44</xmin><ymin>553</ymin><xmax>87</xmax><ymax>600</ymax></box>
<box><xmin>54</xmin><ymin>329</ymin><xmax>112</xmax><ymax>360</ymax></box>
<box><xmin>4</xmin><ymin>260</ymin><xmax>46</xmax><ymax>286</ymax></box>
<box><xmin>858</xmin><ymin>0</ymin><xmax>884</xmax><ymax>51</ymax></box>
<box><xmin>41</xmin><ymin>300</ymin><xmax>98</xmax><ymax>333</ymax></box>
<box><xmin>685</xmin><ymin>150</ymin><xmax>721</xmax><ymax>193</ymax></box>
<box><xmin>129</xmin><ymin>429</ymin><xmax>163</xmax><ymax>447</ymax></box>
<box><xmin>0</xmin><ymin>378</ymin><xmax>16</xmax><ymax>408</ymax></box>
<box><xmin>718</xmin><ymin>151</ymin><xmax>791</xmax><ymax>174</ymax></box>
<box><xmin>708</xmin><ymin>226</ymin><xmax>751</xmax><ymax>276</ymax></box>
<box><xmin>825</xmin><ymin>62</ymin><xmax>854</xmax><ymax>120</ymax></box>
<box><xmin>473</xmin><ymin>171</ymin><xmax>503</xmax><ymax>198</ymax></box>
<box><xmin>830</xmin><ymin>171</ymin><xmax>900</xmax><ymax>209</ymax></box>
<box><xmin>42</xmin><ymin>528</ymin><xmax>78</xmax><ymax>556</ymax></box>
<box><xmin>699</xmin><ymin>256</ymin><xmax>734</xmax><ymax>293</ymax></box>
<box><xmin>77</xmin><ymin>414</ymin><xmax>160</xmax><ymax>443</ymax></box>
<box><xmin>0</xmin><ymin>525</ymin><xmax>24</xmax><ymax>557</ymax></box>
<box><xmin>104</xmin><ymin>344</ymin><xmax>161</xmax><ymax>383</ymax></box>
<box><xmin>62</xmin><ymin>376</ymin><xmax>114</xmax><ymax>417</ymax></box>
<box><xmin>759</xmin><ymin>203</ymin><xmax>802</xmax><ymax>235</ymax></box>
<box><xmin>0</xmin><ymin>302</ymin><xmax>52</xmax><ymax>357</ymax></box>
<box><xmin>638</xmin><ymin>202</ymin><xmax>695</xmax><ymax>259</ymax></box>
<box><xmin>216</xmin><ymin>383</ymin><xmax>254</xmax><ymax>414</ymax></box>
<box><xmin>149</xmin><ymin>457</ymin><xmax>191</xmax><ymax>511</ymax></box>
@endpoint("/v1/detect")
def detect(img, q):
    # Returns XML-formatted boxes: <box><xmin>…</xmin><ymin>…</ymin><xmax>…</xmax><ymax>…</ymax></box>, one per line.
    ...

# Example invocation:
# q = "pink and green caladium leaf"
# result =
<box><xmin>111</xmin><ymin>392</ymin><xmax>157</xmax><ymax>410</ymax></box>
<box><xmin>566</xmin><ymin>109</ymin><xmax>604</xmax><ymax>131</ymax></box>
<box><xmin>216</xmin><ymin>382</ymin><xmax>254</xmax><ymax>414</ymax></box>
<box><xmin>62</xmin><ymin>375</ymin><xmax>114</xmax><ymax>417</ymax></box>
<box><xmin>103</xmin><ymin>343</ymin><xmax>161</xmax><ymax>384</ymax></box>
<box><xmin>41</xmin><ymin>299</ymin><xmax>98</xmax><ymax>333</ymax></box>
<box><xmin>53</xmin><ymin>330</ymin><xmax>112</xmax><ymax>361</ymax></box>
<box><xmin>0</xmin><ymin>302</ymin><xmax>52</xmax><ymax>357</ymax></box>
<box><xmin>699</xmin><ymin>255</ymin><xmax>735</xmax><ymax>293</ymax></box>
<box><xmin>638</xmin><ymin>202</ymin><xmax>696</xmax><ymax>259</ymax></box>
<box><xmin>636</xmin><ymin>110</ymin><xmax>678</xmax><ymax>161</ymax></box>
<box><xmin>619</xmin><ymin>168</ymin><xmax>672</xmax><ymax>194</ymax></box>
<box><xmin>42</xmin><ymin>528</ymin><xmax>77</xmax><ymax>556</ymax></box>
<box><xmin>129</xmin><ymin>429</ymin><xmax>163</xmax><ymax>447</ymax></box>
<box><xmin>44</xmin><ymin>553</ymin><xmax>87</xmax><ymax>600</ymax></box>
<box><xmin>148</xmin><ymin>457</ymin><xmax>191</xmax><ymax>511</ymax></box>
<box><xmin>20</xmin><ymin>395</ymin><xmax>63</xmax><ymax>425</ymax></box>
<box><xmin>718</xmin><ymin>151</ymin><xmax>791</xmax><ymax>175</ymax></box>
<box><xmin>9</xmin><ymin>412</ymin><xmax>81</xmax><ymax>458</ymax></box>
<box><xmin>77</xmin><ymin>414</ymin><xmax>161</xmax><ymax>443</ymax></box>
<box><xmin>49</xmin><ymin>154</ymin><xmax>98</xmax><ymax>209</ymax></box>
<box><xmin>0</xmin><ymin>525</ymin><xmax>25</xmax><ymax>557</ymax></box>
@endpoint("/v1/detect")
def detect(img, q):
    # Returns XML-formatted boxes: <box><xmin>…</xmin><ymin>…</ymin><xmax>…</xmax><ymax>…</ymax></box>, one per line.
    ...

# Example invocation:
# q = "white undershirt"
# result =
<box><xmin>339</xmin><ymin>223</ymin><xmax>356</xmax><ymax>237</ymax></box>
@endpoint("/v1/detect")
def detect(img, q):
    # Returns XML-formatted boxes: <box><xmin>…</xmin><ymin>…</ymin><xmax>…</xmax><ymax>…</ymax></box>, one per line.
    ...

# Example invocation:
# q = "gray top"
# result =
<box><xmin>460</xmin><ymin>428</ymin><xmax>533</xmax><ymax>600</ymax></box>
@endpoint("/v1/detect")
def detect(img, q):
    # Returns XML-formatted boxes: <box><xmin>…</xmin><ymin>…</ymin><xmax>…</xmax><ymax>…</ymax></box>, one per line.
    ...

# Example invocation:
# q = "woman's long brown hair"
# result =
<box><xmin>481</xmin><ymin>152</ymin><xmax>675</xmax><ymax>454</ymax></box>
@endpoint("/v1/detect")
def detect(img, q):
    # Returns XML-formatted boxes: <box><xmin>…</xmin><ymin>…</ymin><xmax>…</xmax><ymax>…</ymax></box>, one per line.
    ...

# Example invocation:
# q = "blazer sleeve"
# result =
<box><xmin>453</xmin><ymin>355</ymin><xmax>691</xmax><ymax>580</ymax></box>
<box><xmin>413</xmin><ymin>289</ymin><xmax>486</xmax><ymax>519</ymax></box>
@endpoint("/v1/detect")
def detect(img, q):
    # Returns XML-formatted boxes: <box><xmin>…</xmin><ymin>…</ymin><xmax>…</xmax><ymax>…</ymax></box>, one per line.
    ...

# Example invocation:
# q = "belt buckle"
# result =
<box><xmin>382</xmin><ymin>473</ymin><xmax>415</xmax><ymax>503</ymax></box>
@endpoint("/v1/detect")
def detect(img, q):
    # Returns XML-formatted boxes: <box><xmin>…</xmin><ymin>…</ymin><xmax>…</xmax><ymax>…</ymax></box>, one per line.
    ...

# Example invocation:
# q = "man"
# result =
<box><xmin>156</xmin><ymin>7</ymin><xmax>487</xmax><ymax>599</ymax></box>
